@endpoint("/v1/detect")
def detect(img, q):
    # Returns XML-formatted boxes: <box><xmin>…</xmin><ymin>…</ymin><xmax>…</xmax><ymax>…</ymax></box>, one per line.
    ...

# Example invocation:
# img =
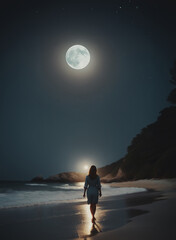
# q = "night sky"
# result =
<box><xmin>1</xmin><ymin>0</ymin><xmax>176</xmax><ymax>180</ymax></box>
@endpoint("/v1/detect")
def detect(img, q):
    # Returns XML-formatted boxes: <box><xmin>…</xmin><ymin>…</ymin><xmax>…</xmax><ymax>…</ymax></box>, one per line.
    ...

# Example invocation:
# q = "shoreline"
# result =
<box><xmin>0</xmin><ymin>181</ymin><xmax>147</xmax><ymax>210</ymax></box>
<box><xmin>1</xmin><ymin>179</ymin><xmax>176</xmax><ymax>240</ymax></box>
<box><xmin>0</xmin><ymin>190</ymin><xmax>162</xmax><ymax>240</ymax></box>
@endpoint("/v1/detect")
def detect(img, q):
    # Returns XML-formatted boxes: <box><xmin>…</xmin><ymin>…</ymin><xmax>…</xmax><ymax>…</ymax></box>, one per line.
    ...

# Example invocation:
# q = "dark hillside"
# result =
<box><xmin>118</xmin><ymin>107</ymin><xmax>176</xmax><ymax>180</ymax></box>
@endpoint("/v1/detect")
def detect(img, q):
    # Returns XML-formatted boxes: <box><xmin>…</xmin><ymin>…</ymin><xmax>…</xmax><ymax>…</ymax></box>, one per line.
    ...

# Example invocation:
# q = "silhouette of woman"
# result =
<box><xmin>83</xmin><ymin>165</ymin><xmax>102</xmax><ymax>223</ymax></box>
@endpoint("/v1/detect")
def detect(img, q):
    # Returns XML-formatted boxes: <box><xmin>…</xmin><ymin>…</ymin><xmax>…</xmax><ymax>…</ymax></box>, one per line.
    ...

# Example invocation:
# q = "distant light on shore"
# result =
<box><xmin>76</xmin><ymin>159</ymin><xmax>93</xmax><ymax>173</ymax></box>
<box><xmin>84</xmin><ymin>165</ymin><xmax>89</xmax><ymax>171</ymax></box>
<box><xmin>75</xmin><ymin>157</ymin><xmax>101</xmax><ymax>173</ymax></box>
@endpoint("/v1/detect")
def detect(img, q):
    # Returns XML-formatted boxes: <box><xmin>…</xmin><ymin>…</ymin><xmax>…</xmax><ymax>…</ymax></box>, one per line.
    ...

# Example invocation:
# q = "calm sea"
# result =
<box><xmin>0</xmin><ymin>182</ymin><xmax>146</xmax><ymax>209</ymax></box>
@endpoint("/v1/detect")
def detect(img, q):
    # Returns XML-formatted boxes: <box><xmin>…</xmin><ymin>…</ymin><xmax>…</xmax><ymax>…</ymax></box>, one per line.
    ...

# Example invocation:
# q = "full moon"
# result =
<box><xmin>66</xmin><ymin>45</ymin><xmax>90</xmax><ymax>70</ymax></box>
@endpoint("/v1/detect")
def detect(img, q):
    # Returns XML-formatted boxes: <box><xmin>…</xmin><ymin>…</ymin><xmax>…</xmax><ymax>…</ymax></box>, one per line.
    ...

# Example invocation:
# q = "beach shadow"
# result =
<box><xmin>83</xmin><ymin>221</ymin><xmax>102</xmax><ymax>239</ymax></box>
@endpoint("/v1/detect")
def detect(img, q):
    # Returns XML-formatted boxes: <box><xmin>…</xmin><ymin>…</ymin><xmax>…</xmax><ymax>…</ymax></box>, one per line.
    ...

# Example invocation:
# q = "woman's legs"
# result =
<box><xmin>90</xmin><ymin>204</ymin><xmax>96</xmax><ymax>222</ymax></box>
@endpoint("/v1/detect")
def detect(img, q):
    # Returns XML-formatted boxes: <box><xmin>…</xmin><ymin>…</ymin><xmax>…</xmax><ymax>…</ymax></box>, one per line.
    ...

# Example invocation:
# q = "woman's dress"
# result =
<box><xmin>84</xmin><ymin>175</ymin><xmax>101</xmax><ymax>204</ymax></box>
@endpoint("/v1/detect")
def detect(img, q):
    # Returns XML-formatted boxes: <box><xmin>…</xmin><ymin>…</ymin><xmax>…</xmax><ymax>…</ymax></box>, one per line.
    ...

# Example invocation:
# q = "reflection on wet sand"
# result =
<box><xmin>76</xmin><ymin>192</ymin><xmax>161</xmax><ymax>238</ymax></box>
<box><xmin>76</xmin><ymin>204</ymin><xmax>103</xmax><ymax>239</ymax></box>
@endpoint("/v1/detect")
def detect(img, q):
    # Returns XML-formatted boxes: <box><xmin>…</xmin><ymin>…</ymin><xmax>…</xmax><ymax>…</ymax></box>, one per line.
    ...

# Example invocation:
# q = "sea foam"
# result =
<box><xmin>0</xmin><ymin>182</ymin><xmax>146</xmax><ymax>209</ymax></box>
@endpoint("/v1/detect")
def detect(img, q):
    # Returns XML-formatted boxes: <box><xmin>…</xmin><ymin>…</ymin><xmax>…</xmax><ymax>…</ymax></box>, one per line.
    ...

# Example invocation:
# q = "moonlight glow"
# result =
<box><xmin>66</xmin><ymin>45</ymin><xmax>90</xmax><ymax>70</ymax></box>
<box><xmin>84</xmin><ymin>165</ymin><xmax>89</xmax><ymax>170</ymax></box>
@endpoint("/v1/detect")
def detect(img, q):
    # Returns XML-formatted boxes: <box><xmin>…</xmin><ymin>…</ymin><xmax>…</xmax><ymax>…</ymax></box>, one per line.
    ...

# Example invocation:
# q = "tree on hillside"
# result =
<box><xmin>167</xmin><ymin>60</ymin><xmax>176</xmax><ymax>104</ymax></box>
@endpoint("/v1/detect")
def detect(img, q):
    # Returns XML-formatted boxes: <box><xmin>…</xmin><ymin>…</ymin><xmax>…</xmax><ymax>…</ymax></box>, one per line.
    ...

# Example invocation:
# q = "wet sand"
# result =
<box><xmin>87</xmin><ymin>191</ymin><xmax>176</xmax><ymax>240</ymax></box>
<box><xmin>76</xmin><ymin>190</ymin><xmax>162</xmax><ymax>239</ymax></box>
<box><xmin>0</xmin><ymin>179</ymin><xmax>176</xmax><ymax>240</ymax></box>
<box><xmin>86</xmin><ymin>179</ymin><xmax>176</xmax><ymax>240</ymax></box>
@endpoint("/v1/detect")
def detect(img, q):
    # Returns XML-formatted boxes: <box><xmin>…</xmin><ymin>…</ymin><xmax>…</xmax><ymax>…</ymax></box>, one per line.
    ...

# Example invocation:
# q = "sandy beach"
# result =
<box><xmin>87</xmin><ymin>179</ymin><xmax>176</xmax><ymax>240</ymax></box>
<box><xmin>0</xmin><ymin>179</ymin><xmax>176</xmax><ymax>240</ymax></box>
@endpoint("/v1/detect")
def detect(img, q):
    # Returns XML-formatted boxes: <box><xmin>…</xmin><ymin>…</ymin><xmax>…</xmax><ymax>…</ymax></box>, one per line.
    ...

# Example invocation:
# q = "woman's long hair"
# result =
<box><xmin>89</xmin><ymin>165</ymin><xmax>97</xmax><ymax>179</ymax></box>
